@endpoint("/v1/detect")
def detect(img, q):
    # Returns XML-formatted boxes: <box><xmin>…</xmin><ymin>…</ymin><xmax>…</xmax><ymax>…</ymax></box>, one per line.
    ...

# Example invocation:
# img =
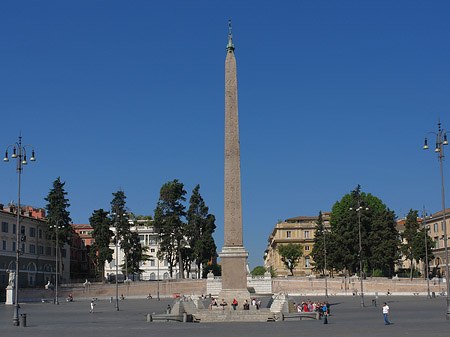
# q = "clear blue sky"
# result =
<box><xmin>1</xmin><ymin>1</ymin><xmax>449</xmax><ymax>269</ymax></box>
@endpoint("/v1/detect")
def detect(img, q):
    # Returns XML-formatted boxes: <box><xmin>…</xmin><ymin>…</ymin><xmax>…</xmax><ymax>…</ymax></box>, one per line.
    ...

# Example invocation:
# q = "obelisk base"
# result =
<box><xmin>218</xmin><ymin>246</ymin><xmax>250</xmax><ymax>306</ymax></box>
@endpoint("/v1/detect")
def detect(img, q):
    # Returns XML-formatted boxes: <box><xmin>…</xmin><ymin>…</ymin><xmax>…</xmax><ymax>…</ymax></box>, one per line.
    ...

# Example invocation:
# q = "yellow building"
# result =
<box><xmin>427</xmin><ymin>208</ymin><xmax>450</xmax><ymax>278</ymax></box>
<box><xmin>264</xmin><ymin>213</ymin><xmax>330</xmax><ymax>276</ymax></box>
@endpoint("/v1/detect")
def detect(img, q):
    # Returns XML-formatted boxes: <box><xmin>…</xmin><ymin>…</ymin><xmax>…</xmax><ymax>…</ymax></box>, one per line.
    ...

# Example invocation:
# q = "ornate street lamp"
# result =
<box><xmin>109</xmin><ymin>211</ymin><xmax>120</xmax><ymax>311</ymax></box>
<box><xmin>422</xmin><ymin>208</ymin><xmax>432</xmax><ymax>299</ymax></box>
<box><xmin>324</xmin><ymin>227</ymin><xmax>328</xmax><ymax>298</ymax></box>
<box><xmin>350</xmin><ymin>202</ymin><xmax>369</xmax><ymax>308</ymax></box>
<box><xmin>108</xmin><ymin>209</ymin><xmax>126</xmax><ymax>311</ymax></box>
<box><xmin>423</xmin><ymin>121</ymin><xmax>449</xmax><ymax>319</ymax></box>
<box><xmin>3</xmin><ymin>136</ymin><xmax>36</xmax><ymax>326</ymax></box>
<box><xmin>49</xmin><ymin>219</ymin><xmax>64</xmax><ymax>305</ymax></box>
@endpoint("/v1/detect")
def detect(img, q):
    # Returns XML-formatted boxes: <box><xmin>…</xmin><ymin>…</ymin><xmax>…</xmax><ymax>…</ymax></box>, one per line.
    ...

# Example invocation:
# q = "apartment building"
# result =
<box><xmin>264</xmin><ymin>213</ymin><xmax>330</xmax><ymax>276</ymax></box>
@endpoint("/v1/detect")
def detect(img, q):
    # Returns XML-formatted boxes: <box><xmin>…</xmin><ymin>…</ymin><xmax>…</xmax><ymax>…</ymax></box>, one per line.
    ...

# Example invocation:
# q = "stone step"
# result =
<box><xmin>192</xmin><ymin>309</ymin><xmax>274</xmax><ymax>323</ymax></box>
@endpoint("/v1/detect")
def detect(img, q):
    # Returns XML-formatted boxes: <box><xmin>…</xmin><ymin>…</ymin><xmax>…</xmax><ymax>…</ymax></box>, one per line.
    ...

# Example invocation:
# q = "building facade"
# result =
<box><xmin>427</xmin><ymin>208</ymin><xmax>450</xmax><ymax>278</ymax></box>
<box><xmin>264</xmin><ymin>213</ymin><xmax>330</xmax><ymax>277</ymax></box>
<box><xmin>0</xmin><ymin>203</ymin><xmax>70</xmax><ymax>293</ymax></box>
<box><xmin>70</xmin><ymin>224</ymin><xmax>95</xmax><ymax>282</ymax></box>
<box><xmin>104</xmin><ymin>220</ymin><xmax>200</xmax><ymax>281</ymax></box>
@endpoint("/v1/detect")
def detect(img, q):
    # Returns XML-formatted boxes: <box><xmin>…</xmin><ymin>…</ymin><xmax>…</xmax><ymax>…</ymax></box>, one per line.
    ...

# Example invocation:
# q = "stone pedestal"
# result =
<box><xmin>218</xmin><ymin>246</ymin><xmax>250</xmax><ymax>305</ymax></box>
<box><xmin>6</xmin><ymin>286</ymin><xmax>15</xmax><ymax>305</ymax></box>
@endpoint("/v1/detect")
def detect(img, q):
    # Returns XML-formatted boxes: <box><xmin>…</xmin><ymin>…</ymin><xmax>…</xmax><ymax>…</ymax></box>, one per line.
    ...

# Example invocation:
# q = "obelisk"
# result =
<box><xmin>218</xmin><ymin>20</ymin><xmax>250</xmax><ymax>304</ymax></box>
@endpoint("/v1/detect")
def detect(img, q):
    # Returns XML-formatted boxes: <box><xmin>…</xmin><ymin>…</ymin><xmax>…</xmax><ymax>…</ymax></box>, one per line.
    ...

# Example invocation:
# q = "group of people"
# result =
<box><xmin>295</xmin><ymin>299</ymin><xmax>330</xmax><ymax>324</ymax></box>
<box><xmin>207</xmin><ymin>297</ymin><xmax>262</xmax><ymax>310</ymax></box>
<box><xmin>295</xmin><ymin>298</ymin><xmax>391</xmax><ymax>326</ymax></box>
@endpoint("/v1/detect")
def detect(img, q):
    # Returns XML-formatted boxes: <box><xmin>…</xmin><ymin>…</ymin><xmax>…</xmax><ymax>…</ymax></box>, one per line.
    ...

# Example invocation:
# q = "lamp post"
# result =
<box><xmin>350</xmin><ymin>201</ymin><xmax>368</xmax><ymax>308</ymax></box>
<box><xmin>422</xmin><ymin>208</ymin><xmax>431</xmax><ymax>299</ymax></box>
<box><xmin>3</xmin><ymin>136</ymin><xmax>36</xmax><ymax>326</ymax></box>
<box><xmin>423</xmin><ymin>121</ymin><xmax>449</xmax><ymax>318</ymax></box>
<box><xmin>49</xmin><ymin>219</ymin><xmax>64</xmax><ymax>305</ymax></box>
<box><xmin>113</xmin><ymin>212</ymin><xmax>120</xmax><ymax>311</ymax></box>
<box><xmin>324</xmin><ymin>227</ymin><xmax>328</xmax><ymax>298</ymax></box>
<box><xmin>156</xmin><ymin>223</ymin><xmax>160</xmax><ymax>301</ymax></box>
<box><xmin>108</xmin><ymin>211</ymin><xmax>120</xmax><ymax>311</ymax></box>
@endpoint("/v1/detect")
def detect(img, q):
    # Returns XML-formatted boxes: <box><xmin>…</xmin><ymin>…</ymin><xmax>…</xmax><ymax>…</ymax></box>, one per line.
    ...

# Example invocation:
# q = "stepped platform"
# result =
<box><xmin>192</xmin><ymin>309</ymin><xmax>276</xmax><ymax>323</ymax></box>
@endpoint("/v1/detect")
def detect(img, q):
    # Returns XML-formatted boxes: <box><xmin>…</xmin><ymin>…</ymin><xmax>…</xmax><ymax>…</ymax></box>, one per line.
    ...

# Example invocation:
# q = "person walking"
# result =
<box><xmin>89</xmin><ymin>300</ymin><xmax>96</xmax><ymax>313</ymax></box>
<box><xmin>382</xmin><ymin>302</ymin><xmax>390</xmax><ymax>325</ymax></box>
<box><xmin>322</xmin><ymin>303</ymin><xmax>328</xmax><ymax>324</ymax></box>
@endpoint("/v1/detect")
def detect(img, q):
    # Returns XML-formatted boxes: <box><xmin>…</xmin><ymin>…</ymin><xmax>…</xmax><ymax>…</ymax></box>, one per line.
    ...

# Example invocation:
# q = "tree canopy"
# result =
<box><xmin>88</xmin><ymin>208</ymin><xmax>114</xmax><ymax>282</ymax></box>
<box><xmin>328</xmin><ymin>185</ymin><xmax>400</xmax><ymax>277</ymax></box>
<box><xmin>153</xmin><ymin>179</ymin><xmax>187</xmax><ymax>278</ymax></box>
<box><xmin>186</xmin><ymin>184</ymin><xmax>217</xmax><ymax>278</ymax></box>
<box><xmin>154</xmin><ymin>180</ymin><xmax>217</xmax><ymax>279</ymax></box>
<box><xmin>277</xmin><ymin>243</ymin><xmax>303</xmax><ymax>276</ymax></box>
<box><xmin>401</xmin><ymin>209</ymin><xmax>434</xmax><ymax>279</ymax></box>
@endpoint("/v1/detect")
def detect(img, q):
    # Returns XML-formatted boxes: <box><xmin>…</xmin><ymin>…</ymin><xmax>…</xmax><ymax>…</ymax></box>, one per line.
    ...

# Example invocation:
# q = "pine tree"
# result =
<box><xmin>125</xmin><ymin>231</ymin><xmax>150</xmax><ymax>278</ymax></box>
<box><xmin>186</xmin><ymin>185</ymin><xmax>217</xmax><ymax>278</ymax></box>
<box><xmin>153</xmin><ymin>179</ymin><xmax>187</xmax><ymax>278</ymax></box>
<box><xmin>110</xmin><ymin>190</ymin><xmax>131</xmax><ymax>279</ymax></box>
<box><xmin>311</xmin><ymin>211</ymin><xmax>325</xmax><ymax>274</ymax></box>
<box><xmin>88</xmin><ymin>209</ymin><xmax>114</xmax><ymax>282</ymax></box>
<box><xmin>45</xmin><ymin>177</ymin><xmax>73</xmax><ymax>244</ymax></box>
<box><xmin>412</xmin><ymin>226</ymin><xmax>434</xmax><ymax>278</ymax></box>
<box><xmin>368</xmin><ymin>209</ymin><xmax>400</xmax><ymax>277</ymax></box>
<box><xmin>401</xmin><ymin>209</ymin><xmax>420</xmax><ymax>280</ymax></box>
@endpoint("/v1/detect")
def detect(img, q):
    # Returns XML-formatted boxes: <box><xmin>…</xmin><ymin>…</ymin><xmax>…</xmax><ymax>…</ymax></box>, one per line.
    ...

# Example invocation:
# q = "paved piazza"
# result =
<box><xmin>1</xmin><ymin>296</ymin><xmax>449</xmax><ymax>336</ymax></box>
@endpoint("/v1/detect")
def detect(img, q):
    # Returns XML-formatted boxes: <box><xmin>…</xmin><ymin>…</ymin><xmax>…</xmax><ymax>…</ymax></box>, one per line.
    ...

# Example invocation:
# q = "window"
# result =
<box><xmin>46</xmin><ymin>247</ymin><xmax>52</xmax><ymax>256</ymax></box>
<box><xmin>21</xmin><ymin>243</ymin><xmax>26</xmax><ymax>254</ymax></box>
<box><xmin>12</xmin><ymin>242</ymin><xmax>16</xmax><ymax>252</ymax></box>
<box><xmin>61</xmin><ymin>249</ymin><xmax>66</xmax><ymax>258</ymax></box>
<box><xmin>435</xmin><ymin>237</ymin><xmax>439</xmax><ymax>249</ymax></box>
<box><xmin>305</xmin><ymin>246</ymin><xmax>310</xmax><ymax>251</ymax></box>
<box><xmin>150</xmin><ymin>273</ymin><xmax>156</xmax><ymax>280</ymax></box>
<box><xmin>442</xmin><ymin>222</ymin><xmax>446</xmax><ymax>231</ymax></box>
<box><xmin>150</xmin><ymin>237</ymin><xmax>157</xmax><ymax>245</ymax></box>
<box><xmin>305</xmin><ymin>231</ymin><xmax>310</xmax><ymax>239</ymax></box>
<box><xmin>164</xmin><ymin>259</ymin><xmax>168</xmax><ymax>267</ymax></box>
<box><xmin>30</xmin><ymin>227</ymin><xmax>36</xmax><ymax>237</ymax></box>
<box><xmin>286</xmin><ymin>231</ymin><xmax>292</xmax><ymax>238</ymax></box>
<box><xmin>12</xmin><ymin>224</ymin><xmax>16</xmax><ymax>234</ymax></box>
<box><xmin>150</xmin><ymin>260</ymin><xmax>155</xmax><ymax>267</ymax></box>
<box><xmin>1</xmin><ymin>222</ymin><xmax>8</xmax><ymax>233</ymax></box>
<box><xmin>305</xmin><ymin>257</ymin><xmax>311</xmax><ymax>268</ymax></box>
<box><xmin>2</xmin><ymin>240</ymin><xmax>6</xmax><ymax>250</ymax></box>
<box><xmin>38</xmin><ymin>229</ymin><xmax>42</xmax><ymax>239</ymax></box>
<box><xmin>150</xmin><ymin>248</ymin><xmax>155</xmax><ymax>253</ymax></box>
<box><xmin>29</xmin><ymin>244</ymin><xmax>36</xmax><ymax>254</ymax></box>
<box><xmin>434</xmin><ymin>223</ymin><xmax>439</xmax><ymax>232</ymax></box>
<box><xmin>38</xmin><ymin>246</ymin><xmax>44</xmax><ymax>255</ymax></box>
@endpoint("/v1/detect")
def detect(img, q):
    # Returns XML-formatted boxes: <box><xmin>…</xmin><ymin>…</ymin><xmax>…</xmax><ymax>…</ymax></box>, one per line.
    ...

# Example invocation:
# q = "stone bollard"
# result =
<box><xmin>19</xmin><ymin>314</ymin><xmax>27</xmax><ymax>327</ymax></box>
<box><xmin>183</xmin><ymin>312</ymin><xmax>187</xmax><ymax>323</ymax></box>
<box><xmin>146</xmin><ymin>314</ymin><xmax>152</xmax><ymax>322</ymax></box>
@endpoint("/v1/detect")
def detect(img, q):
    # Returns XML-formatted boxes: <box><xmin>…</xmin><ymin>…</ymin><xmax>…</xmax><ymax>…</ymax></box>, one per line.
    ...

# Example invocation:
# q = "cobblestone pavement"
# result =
<box><xmin>1</xmin><ymin>295</ymin><xmax>449</xmax><ymax>337</ymax></box>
